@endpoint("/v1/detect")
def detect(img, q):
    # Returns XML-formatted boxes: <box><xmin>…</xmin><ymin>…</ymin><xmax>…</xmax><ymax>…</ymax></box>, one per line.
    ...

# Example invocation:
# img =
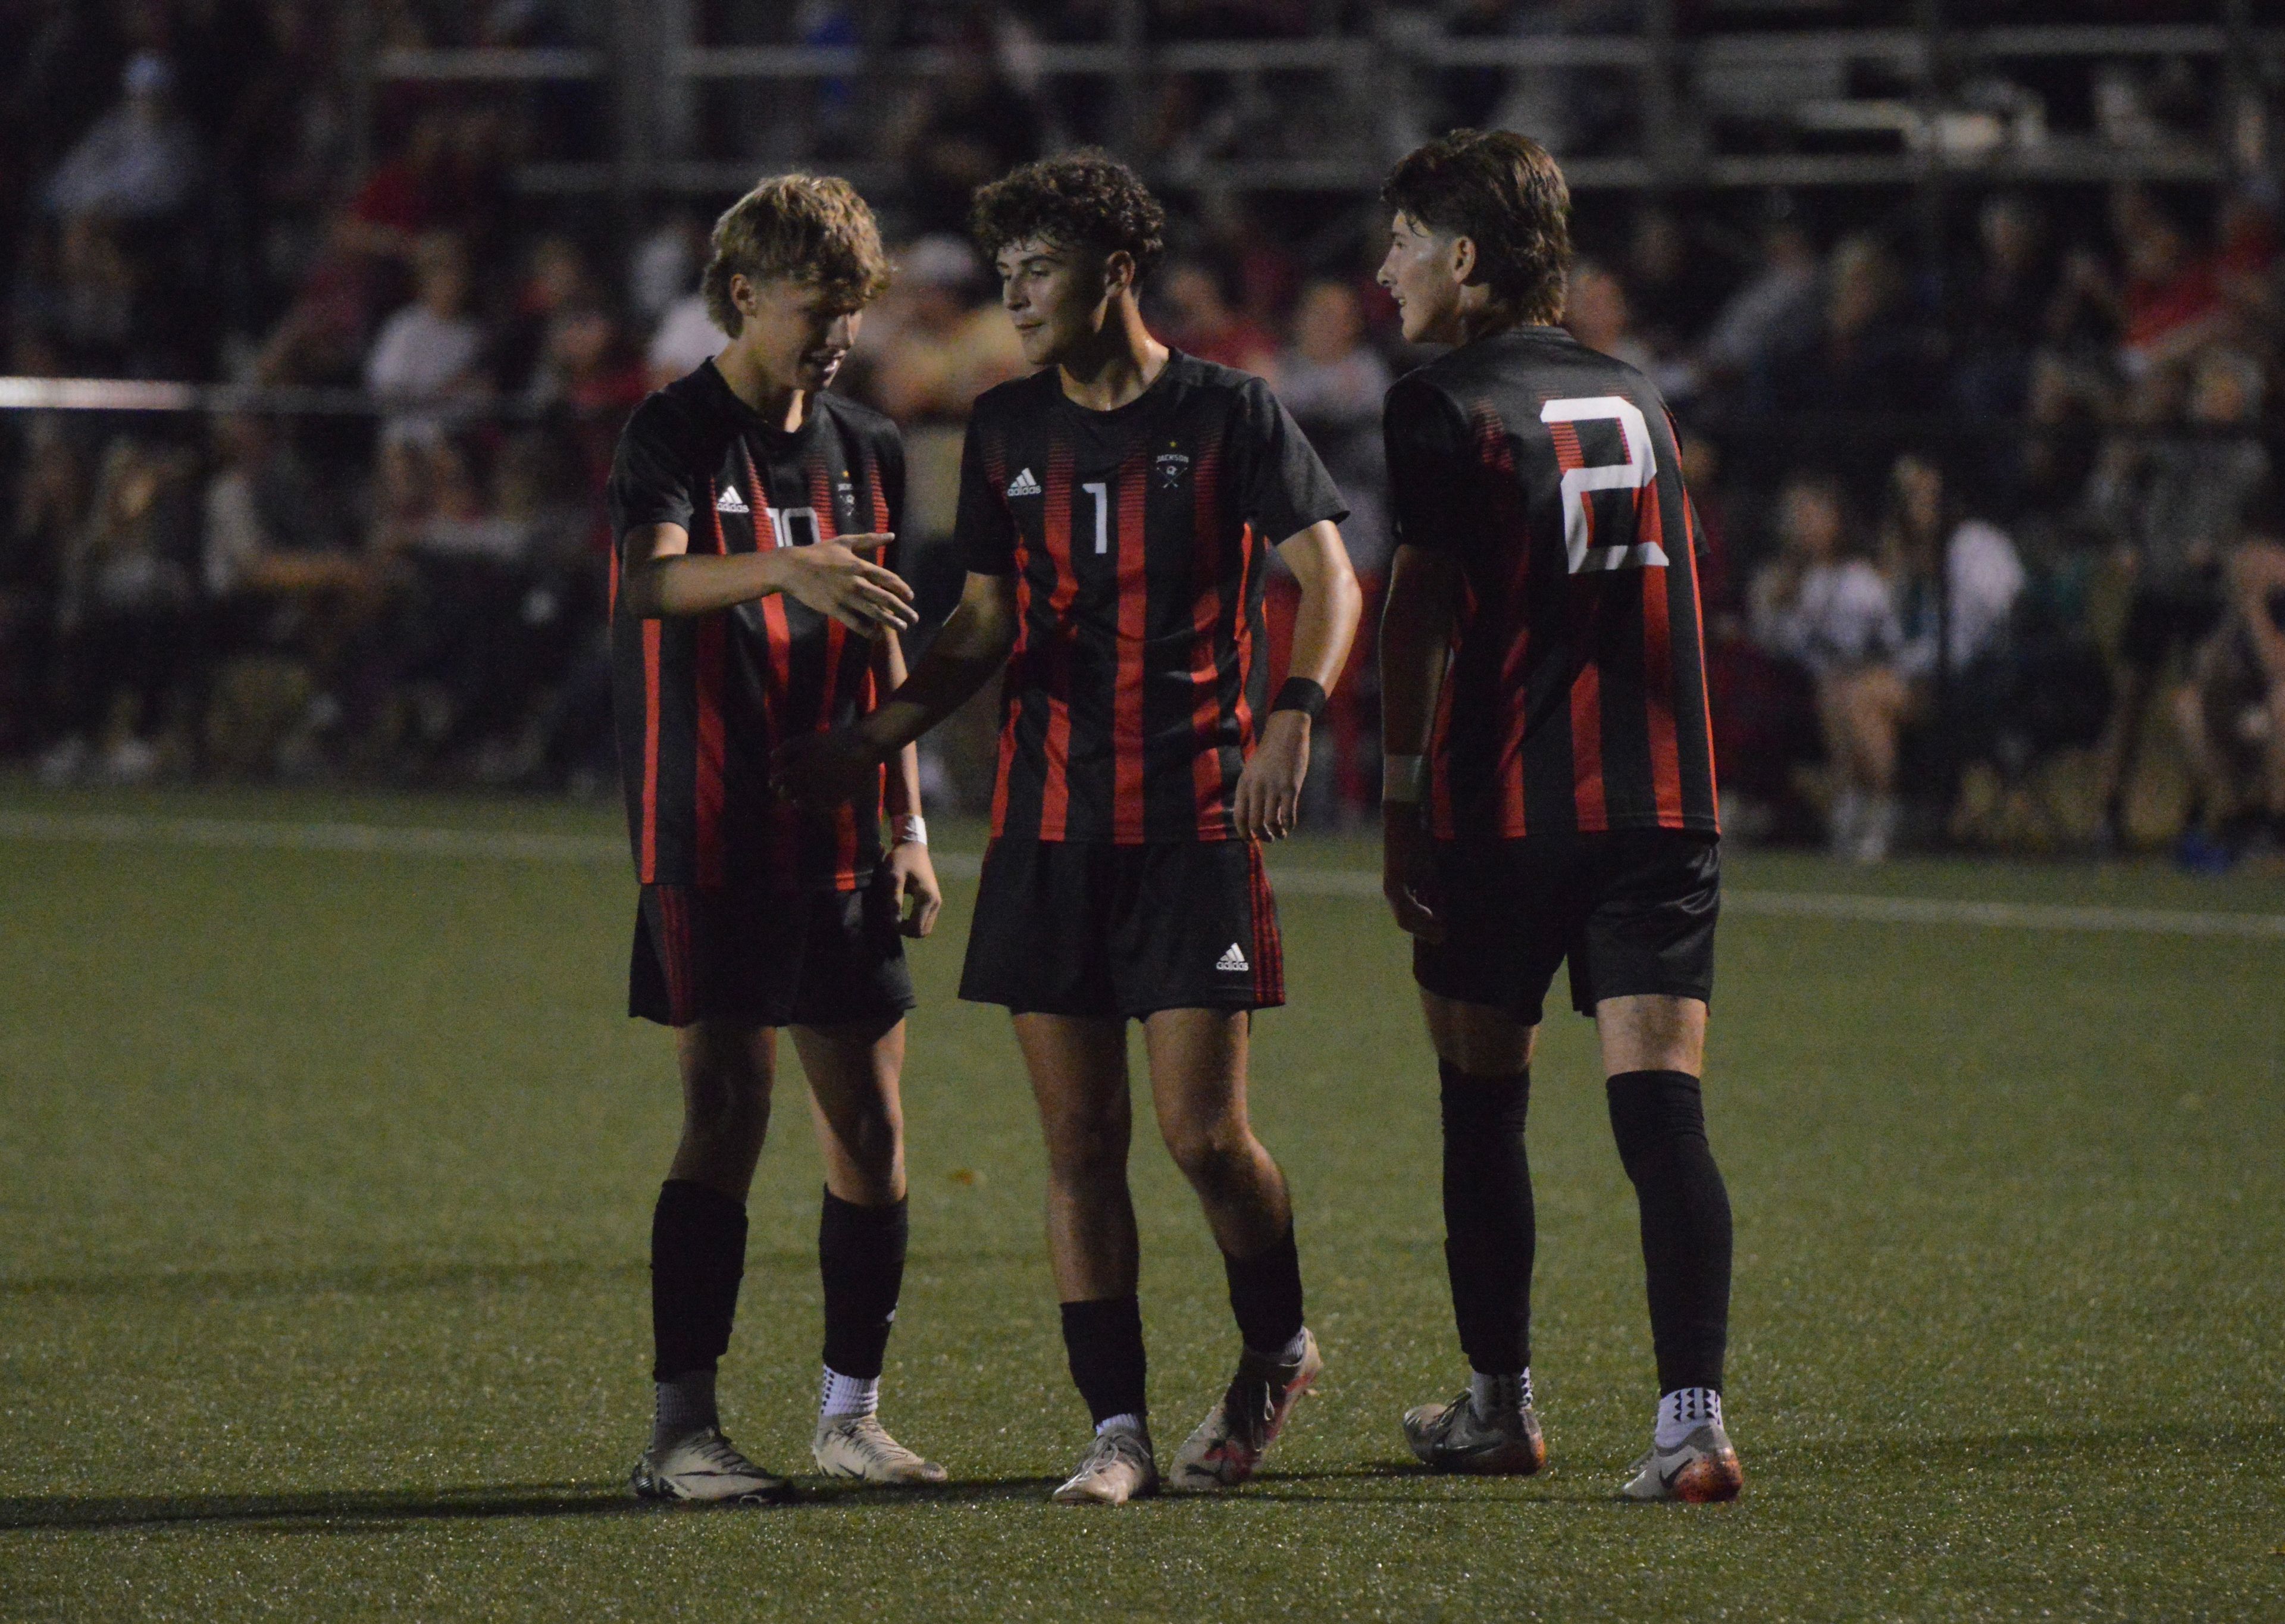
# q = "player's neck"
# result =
<box><xmin>1453</xmin><ymin>299</ymin><xmax>1529</xmax><ymax>347</ymax></box>
<box><xmin>713</xmin><ymin>343</ymin><xmax>809</xmax><ymax>433</ymax></box>
<box><xmin>1054</xmin><ymin>302</ymin><xmax>1167</xmax><ymax>414</ymax></box>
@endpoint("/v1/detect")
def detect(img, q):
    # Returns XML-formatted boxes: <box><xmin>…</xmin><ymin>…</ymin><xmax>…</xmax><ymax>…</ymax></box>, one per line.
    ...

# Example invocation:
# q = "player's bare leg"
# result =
<box><xmin>634</xmin><ymin>1022</ymin><xmax>791</xmax><ymax>1504</ymax></box>
<box><xmin>1013</xmin><ymin>1013</ymin><xmax>1157</xmax><ymax>1503</ymax></box>
<box><xmin>1144</xmin><ymin>1009</ymin><xmax>1322</xmax><ymax>1492</ymax></box>
<box><xmin>1404</xmin><ymin>994</ymin><xmax>1547</xmax><ymax>1475</ymax></box>
<box><xmin>1598</xmin><ymin>994</ymin><xmax>1741</xmax><ymax>1504</ymax></box>
<box><xmin>792</xmin><ymin>1017</ymin><xmax>944</xmax><ymax>1485</ymax></box>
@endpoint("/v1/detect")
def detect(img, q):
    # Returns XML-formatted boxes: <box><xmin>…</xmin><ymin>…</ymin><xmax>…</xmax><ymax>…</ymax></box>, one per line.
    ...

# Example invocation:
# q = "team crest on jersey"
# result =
<box><xmin>1006</xmin><ymin>467</ymin><xmax>1042</xmax><ymax>498</ymax></box>
<box><xmin>715</xmin><ymin>484</ymin><xmax>750</xmax><ymax>514</ymax></box>
<box><xmin>834</xmin><ymin>478</ymin><xmax>859</xmax><ymax>522</ymax></box>
<box><xmin>1156</xmin><ymin>449</ymin><xmax>1191</xmax><ymax>489</ymax></box>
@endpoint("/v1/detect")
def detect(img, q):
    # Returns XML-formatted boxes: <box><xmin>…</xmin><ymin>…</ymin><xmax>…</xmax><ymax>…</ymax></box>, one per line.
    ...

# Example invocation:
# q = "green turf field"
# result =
<box><xmin>2</xmin><ymin>785</ymin><xmax>2281</xmax><ymax>1620</ymax></box>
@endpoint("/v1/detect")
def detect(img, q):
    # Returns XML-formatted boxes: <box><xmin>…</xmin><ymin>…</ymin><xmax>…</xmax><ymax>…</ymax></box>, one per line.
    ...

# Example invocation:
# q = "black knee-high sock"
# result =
<box><xmin>1606</xmin><ymin>1070</ymin><xmax>1733</xmax><ymax>1394</ymax></box>
<box><xmin>818</xmin><ymin>1189</ymin><xmax>908</xmax><ymax>1379</ymax></box>
<box><xmin>1439</xmin><ymin>1059</ymin><xmax>1535</xmax><ymax>1374</ymax></box>
<box><xmin>651</xmin><ymin>1179</ymin><xmax>749</xmax><ymax>1382</ymax></box>
<box><xmin>1222</xmin><ymin>1222</ymin><xmax>1306</xmax><ymax>1356</ymax></box>
<box><xmin>1059</xmin><ymin>1297</ymin><xmax>1148</xmax><ymax>1425</ymax></box>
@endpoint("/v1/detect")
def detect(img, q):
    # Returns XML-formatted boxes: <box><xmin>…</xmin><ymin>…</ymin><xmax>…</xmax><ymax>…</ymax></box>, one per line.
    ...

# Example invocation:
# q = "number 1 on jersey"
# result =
<box><xmin>1081</xmin><ymin>481</ymin><xmax>1109</xmax><ymax>555</ymax></box>
<box><xmin>1538</xmin><ymin>396</ymin><xmax>1668</xmax><ymax>574</ymax></box>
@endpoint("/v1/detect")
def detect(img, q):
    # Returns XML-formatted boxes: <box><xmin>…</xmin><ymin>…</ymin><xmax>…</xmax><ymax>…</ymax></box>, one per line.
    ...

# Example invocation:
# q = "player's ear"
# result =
<box><xmin>1449</xmin><ymin>235</ymin><xmax>1478</xmax><ymax>287</ymax></box>
<box><xmin>1103</xmin><ymin>249</ymin><xmax>1137</xmax><ymax>301</ymax></box>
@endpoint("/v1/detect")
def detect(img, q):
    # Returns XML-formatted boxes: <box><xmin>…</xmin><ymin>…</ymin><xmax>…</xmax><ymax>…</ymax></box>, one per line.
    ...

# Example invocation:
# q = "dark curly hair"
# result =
<box><xmin>969</xmin><ymin>149</ymin><xmax>1166</xmax><ymax>279</ymax></box>
<box><xmin>1381</xmin><ymin>130</ymin><xmax>1571</xmax><ymax>324</ymax></box>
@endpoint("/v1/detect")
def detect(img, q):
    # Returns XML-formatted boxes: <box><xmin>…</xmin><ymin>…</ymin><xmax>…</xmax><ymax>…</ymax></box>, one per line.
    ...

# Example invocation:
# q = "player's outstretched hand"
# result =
<box><xmin>1233</xmin><ymin>710</ymin><xmax>1310</xmax><ymax>841</ymax></box>
<box><xmin>883</xmin><ymin>840</ymin><xmax>943</xmax><ymax>938</ymax></box>
<box><xmin>765</xmin><ymin>534</ymin><xmax>916</xmax><ymax>638</ymax></box>
<box><xmin>773</xmin><ymin>728</ymin><xmax>883</xmax><ymax>808</ymax></box>
<box><xmin>1382</xmin><ymin>803</ymin><xmax>1444</xmax><ymax>941</ymax></box>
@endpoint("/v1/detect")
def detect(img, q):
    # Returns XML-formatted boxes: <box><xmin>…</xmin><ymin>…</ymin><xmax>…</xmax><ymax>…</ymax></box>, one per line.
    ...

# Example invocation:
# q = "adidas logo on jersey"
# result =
<box><xmin>1006</xmin><ymin>467</ymin><xmax>1042</xmax><ymax>498</ymax></box>
<box><xmin>716</xmin><ymin>485</ymin><xmax>750</xmax><ymax>514</ymax></box>
<box><xmin>1216</xmin><ymin>943</ymin><xmax>1250</xmax><ymax>973</ymax></box>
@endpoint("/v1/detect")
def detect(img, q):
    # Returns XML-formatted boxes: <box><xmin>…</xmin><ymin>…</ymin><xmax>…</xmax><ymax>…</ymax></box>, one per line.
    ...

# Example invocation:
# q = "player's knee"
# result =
<box><xmin>1042</xmin><ymin>1109</ymin><xmax>1128</xmax><ymax>1180</ymax></box>
<box><xmin>1162</xmin><ymin>1115</ymin><xmax>1254</xmax><ymax>1194</ymax></box>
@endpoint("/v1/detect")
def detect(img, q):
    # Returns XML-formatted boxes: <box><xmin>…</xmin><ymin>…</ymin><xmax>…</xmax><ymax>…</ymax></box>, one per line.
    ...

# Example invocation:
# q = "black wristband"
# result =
<box><xmin>1272</xmin><ymin>677</ymin><xmax>1328</xmax><ymax>722</ymax></box>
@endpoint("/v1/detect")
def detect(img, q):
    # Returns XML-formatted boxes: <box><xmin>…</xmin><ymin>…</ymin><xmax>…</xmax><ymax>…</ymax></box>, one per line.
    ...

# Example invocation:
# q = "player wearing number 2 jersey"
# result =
<box><xmin>1375</xmin><ymin>130</ymin><xmax>1741</xmax><ymax>1503</ymax></box>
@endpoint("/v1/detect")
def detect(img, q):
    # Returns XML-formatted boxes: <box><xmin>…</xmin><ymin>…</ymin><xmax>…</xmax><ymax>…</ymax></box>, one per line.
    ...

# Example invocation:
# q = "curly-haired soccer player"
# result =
<box><xmin>607</xmin><ymin>174</ymin><xmax>946</xmax><ymax>1503</ymax></box>
<box><xmin>1376</xmin><ymin>130</ymin><xmax>1742</xmax><ymax>1502</ymax></box>
<box><xmin>778</xmin><ymin>151</ymin><xmax>1363</xmax><ymax>1504</ymax></box>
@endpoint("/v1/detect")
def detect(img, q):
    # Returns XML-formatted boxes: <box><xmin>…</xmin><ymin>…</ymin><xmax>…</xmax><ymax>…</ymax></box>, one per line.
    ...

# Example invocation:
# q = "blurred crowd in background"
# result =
<box><xmin>4</xmin><ymin>0</ymin><xmax>2284</xmax><ymax>866</ymax></box>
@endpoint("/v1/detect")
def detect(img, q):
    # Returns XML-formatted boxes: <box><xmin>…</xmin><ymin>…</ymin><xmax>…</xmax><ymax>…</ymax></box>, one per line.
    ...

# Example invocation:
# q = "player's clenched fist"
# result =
<box><xmin>762</xmin><ymin>535</ymin><xmax>916</xmax><ymax>637</ymax></box>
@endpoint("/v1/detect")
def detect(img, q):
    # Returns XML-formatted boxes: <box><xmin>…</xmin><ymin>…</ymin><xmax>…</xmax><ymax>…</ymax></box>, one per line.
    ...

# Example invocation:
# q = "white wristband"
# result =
<box><xmin>1382</xmin><ymin>754</ymin><xmax>1426</xmax><ymax>805</ymax></box>
<box><xmin>891</xmin><ymin>814</ymin><xmax>928</xmax><ymax>847</ymax></box>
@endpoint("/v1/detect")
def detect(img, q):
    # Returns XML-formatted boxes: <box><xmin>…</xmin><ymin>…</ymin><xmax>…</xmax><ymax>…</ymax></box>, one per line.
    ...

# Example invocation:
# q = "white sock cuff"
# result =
<box><xmin>1654</xmin><ymin>1386</ymin><xmax>1722</xmax><ymax>1448</ymax></box>
<box><xmin>819</xmin><ymin>1367</ymin><xmax>881</xmax><ymax>1419</ymax></box>
<box><xmin>1094</xmin><ymin>1411</ymin><xmax>1145</xmax><ymax>1437</ymax></box>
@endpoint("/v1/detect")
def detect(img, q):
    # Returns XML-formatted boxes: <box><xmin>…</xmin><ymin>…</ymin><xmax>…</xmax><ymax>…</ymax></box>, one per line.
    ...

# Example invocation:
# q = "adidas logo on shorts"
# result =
<box><xmin>716</xmin><ymin>485</ymin><xmax>750</xmax><ymax>514</ymax></box>
<box><xmin>1006</xmin><ymin>467</ymin><xmax>1042</xmax><ymax>498</ymax></box>
<box><xmin>1216</xmin><ymin>943</ymin><xmax>1250</xmax><ymax>973</ymax></box>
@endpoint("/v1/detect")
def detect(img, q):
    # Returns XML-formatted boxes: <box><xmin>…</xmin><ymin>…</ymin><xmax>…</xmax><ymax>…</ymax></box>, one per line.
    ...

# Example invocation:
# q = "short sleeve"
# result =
<box><xmin>1238</xmin><ymin>376</ymin><xmax>1349</xmax><ymax>543</ymax></box>
<box><xmin>605</xmin><ymin>398</ymin><xmax>697</xmax><ymax>547</ymax></box>
<box><xmin>1382</xmin><ymin>376</ymin><xmax>1470</xmax><ymax>553</ymax></box>
<box><xmin>954</xmin><ymin>415</ymin><xmax>1019</xmax><ymax>575</ymax></box>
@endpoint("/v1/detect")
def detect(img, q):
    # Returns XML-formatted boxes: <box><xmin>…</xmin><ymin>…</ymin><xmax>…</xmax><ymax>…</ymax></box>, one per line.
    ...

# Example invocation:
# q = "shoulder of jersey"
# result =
<box><xmin>968</xmin><ymin>367</ymin><xmax>1062</xmax><ymax>421</ymax></box>
<box><xmin>622</xmin><ymin>376</ymin><xmax>717</xmax><ymax>453</ymax></box>
<box><xmin>1164</xmin><ymin>352</ymin><xmax>1262</xmax><ymax>395</ymax></box>
<box><xmin>818</xmin><ymin>390</ymin><xmax>898</xmax><ymax>439</ymax></box>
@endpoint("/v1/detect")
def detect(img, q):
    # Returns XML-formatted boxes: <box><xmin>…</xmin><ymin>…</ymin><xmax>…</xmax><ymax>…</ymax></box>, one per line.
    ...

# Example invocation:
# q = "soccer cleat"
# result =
<box><xmin>1050</xmin><ymin>1419</ymin><xmax>1159</xmax><ymax>1505</ymax></box>
<box><xmin>1165</xmin><ymin>1328</ymin><xmax>1323</xmax><ymax>1492</ymax></box>
<box><xmin>812</xmin><ymin>1413</ymin><xmax>949</xmax><ymax>1485</ymax></box>
<box><xmin>630</xmin><ymin>1428</ymin><xmax>794</xmax><ymax>1505</ymax></box>
<box><xmin>1620</xmin><ymin>1422</ymin><xmax>1744</xmax><ymax>1503</ymax></box>
<box><xmin>1401</xmin><ymin>1388</ymin><xmax>1547</xmax><ymax>1475</ymax></box>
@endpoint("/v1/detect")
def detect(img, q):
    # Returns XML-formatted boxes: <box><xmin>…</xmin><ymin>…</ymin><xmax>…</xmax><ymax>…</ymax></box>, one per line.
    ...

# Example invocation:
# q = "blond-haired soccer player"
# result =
<box><xmin>608</xmin><ymin>174</ymin><xmax>944</xmax><ymax>1502</ymax></box>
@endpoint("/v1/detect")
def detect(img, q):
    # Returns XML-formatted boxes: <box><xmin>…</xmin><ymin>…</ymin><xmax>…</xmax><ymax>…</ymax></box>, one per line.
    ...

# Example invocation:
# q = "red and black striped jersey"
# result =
<box><xmin>1384</xmin><ymin>327</ymin><xmax>1718</xmax><ymax>840</ymax></box>
<box><xmin>957</xmin><ymin>353</ymin><xmax>1348</xmax><ymax>843</ymax></box>
<box><xmin>606</xmin><ymin>360</ymin><xmax>903</xmax><ymax>891</ymax></box>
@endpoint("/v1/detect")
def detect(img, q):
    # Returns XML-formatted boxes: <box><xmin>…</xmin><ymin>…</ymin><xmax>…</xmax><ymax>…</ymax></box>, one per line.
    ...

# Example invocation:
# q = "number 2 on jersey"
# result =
<box><xmin>1538</xmin><ymin>396</ymin><xmax>1669</xmax><ymax>575</ymax></box>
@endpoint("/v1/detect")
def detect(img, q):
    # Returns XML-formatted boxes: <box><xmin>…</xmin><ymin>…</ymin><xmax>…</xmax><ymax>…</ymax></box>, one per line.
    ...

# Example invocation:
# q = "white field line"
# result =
<box><xmin>2</xmin><ymin>810</ymin><xmax>2282</xmax><ymax>941</ymax></box>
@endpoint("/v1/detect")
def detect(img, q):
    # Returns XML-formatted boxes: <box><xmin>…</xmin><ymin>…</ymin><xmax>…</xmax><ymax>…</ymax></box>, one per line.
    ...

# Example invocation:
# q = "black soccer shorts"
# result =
<box><xmin>629</xmin><ymin>878</ymin><xmax>915</xmax><ymax>1029</ymax></box>
<box><xmin>958</xmin><ymin>838</ymin><xmax>1284</xmax><ymax>1019</ymax></box>
<box><xmin>1412</xmin><ymin>828</ymin><xmax>1719</xmax><ymax>1027</ymax></box>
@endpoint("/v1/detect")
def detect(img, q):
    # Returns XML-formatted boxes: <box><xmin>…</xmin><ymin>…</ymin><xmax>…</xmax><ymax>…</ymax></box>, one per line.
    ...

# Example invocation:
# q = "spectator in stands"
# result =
<box><xmin>896</xmin><ymin>14</ymin><xmax>1044</xmax><ymax>235</ymax></box>
<box><xmin>1760</xmin><ymin>234</ymin><xmax>1933</xmax><ymax>433</ymax></box>
<box><xmin>1750</xmin><ymin>470</ymin><xmax>1908</xmax><ymax>862</ymax></box>
<box><xmin>2090</xmin><ymin>345</ymin><xmax>2270</xmax><ymax>847</ymax></box>
<box><xmin>42</xmin><ymin>436</ymin><xmax>200</xmax><ymax>784</ymax></box>
<box><xmin>2055</xmin><ymin>184</ymin><xmax>2226</xmax><ymax>382</ymax></box>
<box><xmin>1</xmin><ymin>421</ymin><xmax>80</xmax><ymax>756</ymax></box>
<box><xmin>1157</xmin><ymin>258</ymin><xmax>1278</xmax><ymax>374</ymax></box>
<box><xmin>1271</xmin><ymin>276</ymin><xmax>1392</xmax><ymax>821</ymax></box>
<box><xmin>202</xmin><ymin>414</ymin><xmax>387</xmax><ymax>773</ymax></box>
<box><xmin>1696</xmin><ymin>209</ymin><xmax>1819</xmax><ymax>395</ymax></box>
<box><xmin>1564</xmin><ymin>257</ymin><xmax>1655</xmax><ymax>377</ymax></box>
<box><xmin>495</xmin><ymin>233</ymin><xmax>597</xmax><ymax>395</ymax></box>
<box><xmin>2171</xmin><ymin>490</ymin><xmax>2285</xmax><ymax>869</ymax></box>
<box><xmin>1951</xmin><ymin>193</ymin><xmax>2056</xmax><ymax>422</ymax></box>
<box><xmin>1885</xmin><ymin>452</ymin><xmax>2027</xmax><ymax>692</ymax></box>
<box><xmin>865</xmin><ymin>235</ymin><xmax>1026</xmax><ymax>425</ymax></box>
<box><xmin>367</xmin><ymin>231</ymin><xmax>489</xmax><ymax>515</ymax></box>
<box><xmin>1272</xmin><ymin>279</ymin><xmax>1391</xmax><ymax>577</ymax></box>
<box><xmin>40</xmin><ymin>53</ymin><xmax>200</xmax><ymax>223</ymax></box>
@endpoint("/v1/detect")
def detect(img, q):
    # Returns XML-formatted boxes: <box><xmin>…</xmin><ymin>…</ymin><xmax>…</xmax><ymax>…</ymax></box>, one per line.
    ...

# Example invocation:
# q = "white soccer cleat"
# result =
<box><xmin>812</xmin><ymin>1413</ymin><xmax>949</xmax><ymax>1485</ymax></box>
<box><xmin>1165</xmin><ymin>1328</ymin><xmax>1323</xmax><ymax>1492</ymax></box>
<box><xmin>1050</xmin><ymin>1419</ymin><xmax>1159</xmax><ymax>1505</ymax></box>
<box><xmin>1620</xmin><ymin>1421</ymin><xmax>1744</xmax><ymax>1503</ymax></box>
<box><xmin>630</xmin><ymin>1428</ymin><xmax>793</xmax><ymax>1505</ymax></box>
